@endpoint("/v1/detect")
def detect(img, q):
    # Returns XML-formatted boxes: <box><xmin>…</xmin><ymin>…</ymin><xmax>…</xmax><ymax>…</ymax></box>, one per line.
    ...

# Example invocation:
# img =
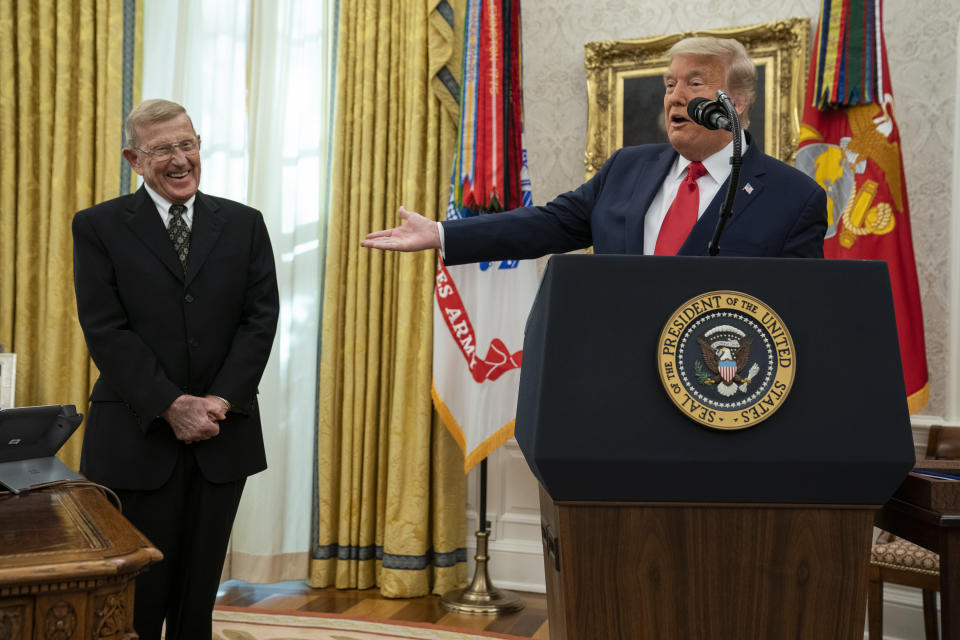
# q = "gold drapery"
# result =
<box><xmin>0</xmin><ymin>0</ymin><xmax>141</xmax><ymax>466</ymax></box>
<box><xmin>310</xmin><ymin>0</ymin><xmax>467</xmax><ymax>597</ymax></box>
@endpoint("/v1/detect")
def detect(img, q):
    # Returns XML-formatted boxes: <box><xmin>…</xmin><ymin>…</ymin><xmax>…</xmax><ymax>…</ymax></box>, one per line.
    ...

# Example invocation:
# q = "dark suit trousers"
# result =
<box><xmin>117</xmin><ymin>446</ymin><xmax>245</xmax><ymax>640</ymax></box>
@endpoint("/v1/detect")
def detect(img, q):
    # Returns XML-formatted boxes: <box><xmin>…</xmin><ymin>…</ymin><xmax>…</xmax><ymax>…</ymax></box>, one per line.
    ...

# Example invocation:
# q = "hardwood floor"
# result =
<box><xmin>215</xmin><ymin>579</ymin><xmax>550</xmax><ymax>638</ymax></box>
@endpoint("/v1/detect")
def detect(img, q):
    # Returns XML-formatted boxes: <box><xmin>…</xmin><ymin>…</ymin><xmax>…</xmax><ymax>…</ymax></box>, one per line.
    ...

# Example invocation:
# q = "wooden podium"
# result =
<box><xmin>0</xmin><ymin>484</ymin><xmax>161</xmax><ymax>639</ymax></box>
<box><xmin>517</xmin><ymin>255</ymin><xmax>916</xmax><ymax>639</ymax></box>
<box><xmin>540</xmin><ymin>490</ymin><xmax>875</xmax><ymax>638</ymax></box>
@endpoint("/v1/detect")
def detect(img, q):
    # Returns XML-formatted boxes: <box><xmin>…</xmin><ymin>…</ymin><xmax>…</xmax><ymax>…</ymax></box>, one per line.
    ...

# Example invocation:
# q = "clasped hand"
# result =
<box><xmin>163</xmin><ymin>394</ymin><xmax>229</xmax><ymax>444</ymax></box>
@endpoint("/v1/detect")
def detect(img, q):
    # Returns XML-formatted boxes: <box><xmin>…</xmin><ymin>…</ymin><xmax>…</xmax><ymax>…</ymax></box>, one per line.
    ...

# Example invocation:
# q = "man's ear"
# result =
<box><xmin>729</xmin><ymin>93</ymin><xmax>747</xmax><ymax>118</ymax></box>
<box><xmin>122</xmin><ymin>148</ymin><xmax>143</xmax><ymax>175</ymax></box>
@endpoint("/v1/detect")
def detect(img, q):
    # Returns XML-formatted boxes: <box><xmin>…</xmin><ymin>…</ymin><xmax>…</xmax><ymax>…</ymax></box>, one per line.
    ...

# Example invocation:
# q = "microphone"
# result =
<box><xmin>687</xmin><ymin>97</ymin><xmax>733</xmax><ymax>132</ymax></box>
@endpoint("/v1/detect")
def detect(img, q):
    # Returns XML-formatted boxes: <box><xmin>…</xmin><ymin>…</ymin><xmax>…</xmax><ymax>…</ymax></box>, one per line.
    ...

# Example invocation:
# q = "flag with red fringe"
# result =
<box><xmin>796</xmin><ymin>0</ymin><xmax>929</xmax><ymax>413</ymax></box>
<box><xmin>432</xmin><ymin>0</ymin><xmax>539</xmax><ymax>472</ymax></box>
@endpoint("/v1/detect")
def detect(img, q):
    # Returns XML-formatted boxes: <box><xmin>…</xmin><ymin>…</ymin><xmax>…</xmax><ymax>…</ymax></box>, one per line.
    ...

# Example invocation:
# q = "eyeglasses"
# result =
<box><xmin>136</xmin><ymin>138</ymin><xmax>201</xmax><ymax>161</ymax></box>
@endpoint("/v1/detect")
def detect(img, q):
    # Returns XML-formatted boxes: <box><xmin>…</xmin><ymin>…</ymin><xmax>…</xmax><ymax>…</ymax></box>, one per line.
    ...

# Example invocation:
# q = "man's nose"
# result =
<box><xmin>672</xmin><ymin>85</ymin><xmax>690</xmax><ymax>104</ymax></box>
<box><xmin>168</xmin><ymin>147</ymin><xmax>192</xmax><ymax>164</ymax></box>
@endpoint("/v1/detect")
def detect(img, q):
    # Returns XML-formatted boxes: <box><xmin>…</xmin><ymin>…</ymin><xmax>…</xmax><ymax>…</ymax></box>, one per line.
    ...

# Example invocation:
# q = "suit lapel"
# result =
<box><xmin>625</xmin><ymin>146</ymin><xmax>676</xmax><ymax>254</ymax></box>
<box><xmin>185</xmin><ymin>191</ymin><xmax>225</xmax><ymax>286</ymax></box>
<box><xmin>125</xmin><ymin>187</ymin><xmax>185</xmax><ymax>280</ymax></box>
<box><xmin>680</xmin><ymin>136</ymin><xmax>767</xmax><ymax>255</ymax></box>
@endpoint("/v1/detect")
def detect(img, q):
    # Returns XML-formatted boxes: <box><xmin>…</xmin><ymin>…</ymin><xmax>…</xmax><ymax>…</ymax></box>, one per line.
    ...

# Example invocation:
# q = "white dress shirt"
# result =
<box><xmin>642</xmin><ymin>133</ymin><xmax>748</xmax><ymax>255</ymax></box>
<box><xmin>144</xmin><ymin>182</ymin><xmax>196</xmax><ymax>230</ymax></box>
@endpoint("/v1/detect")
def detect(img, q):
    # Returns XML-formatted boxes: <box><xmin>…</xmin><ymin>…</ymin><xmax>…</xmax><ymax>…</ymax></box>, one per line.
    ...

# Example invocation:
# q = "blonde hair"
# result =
<box><xmin>125</xmin><ymin>99</ymin><xmax>192</xmax><ymax>148</ymax></box>
<box><xmin>667</xmin><ymin>37</ymin><xmax>756</xmax><ymax>128</ymax></box>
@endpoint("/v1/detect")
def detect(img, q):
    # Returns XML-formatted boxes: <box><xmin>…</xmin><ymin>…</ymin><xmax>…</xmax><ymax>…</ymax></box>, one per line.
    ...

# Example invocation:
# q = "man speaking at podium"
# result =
<box><xmin>363</xmin><ymin>37</ymin><xmax>827</xmax><ymax>261</ymax></box>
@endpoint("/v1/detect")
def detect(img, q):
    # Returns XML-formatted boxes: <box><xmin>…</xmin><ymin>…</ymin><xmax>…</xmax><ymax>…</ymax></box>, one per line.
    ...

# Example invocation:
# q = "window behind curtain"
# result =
<box><xmin>141</xmin><ymin>0</ymin><xmax>335</xmax><ymax>581</ymax></box>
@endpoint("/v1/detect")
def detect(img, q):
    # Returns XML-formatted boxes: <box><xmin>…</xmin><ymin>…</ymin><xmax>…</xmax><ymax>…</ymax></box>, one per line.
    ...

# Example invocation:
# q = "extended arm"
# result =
<box><xmin>361</xmin><ymin>206</ymin><xmax>440</xmax><ymax>251</ymax></box>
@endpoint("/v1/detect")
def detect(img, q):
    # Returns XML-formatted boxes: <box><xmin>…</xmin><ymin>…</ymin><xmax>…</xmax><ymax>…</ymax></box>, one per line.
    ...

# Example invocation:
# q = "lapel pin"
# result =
<box><xmin>743</xmin><ymin>183</ymin><xmax>754</xmax><ymax>195</ymax></box>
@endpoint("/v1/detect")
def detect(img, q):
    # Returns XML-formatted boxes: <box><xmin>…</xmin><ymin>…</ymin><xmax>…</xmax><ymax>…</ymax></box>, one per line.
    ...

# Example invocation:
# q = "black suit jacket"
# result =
<box><xmin>72</xmin><ymin>187</ymin><xmax>279</xmax><ymax>490</ymax></box>
<box><xmin>442</xmin><ymin>136</ymin><xmax>827</xmax><ymax>264</ymax></box>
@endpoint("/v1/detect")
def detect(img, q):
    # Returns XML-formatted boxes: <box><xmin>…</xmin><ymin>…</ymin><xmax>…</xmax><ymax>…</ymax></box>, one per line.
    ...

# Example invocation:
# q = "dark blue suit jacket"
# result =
<box><xmin>442</xmin><ymin>136</ymin><xmax>827</xmax><ymax>265</ymax></box>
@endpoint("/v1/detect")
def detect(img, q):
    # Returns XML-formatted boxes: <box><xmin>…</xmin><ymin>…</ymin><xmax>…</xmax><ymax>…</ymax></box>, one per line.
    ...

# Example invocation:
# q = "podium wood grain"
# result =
<box><xmin>540</xmin><ymin>486</ymin><xmax>875</xmax><ymax>640</ymax></box>
<box><xmin>0</xmin><ymin>485</ymin><xmax>161</xmax><ymax>639</ymax></box>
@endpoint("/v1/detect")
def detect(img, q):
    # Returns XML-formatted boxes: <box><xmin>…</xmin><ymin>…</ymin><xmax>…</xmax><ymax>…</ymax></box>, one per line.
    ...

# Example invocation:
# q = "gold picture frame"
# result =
<box><xmin>584</xmin><ymin>18</ymin><xmax>810</xmax><ymax>178</ymax></box>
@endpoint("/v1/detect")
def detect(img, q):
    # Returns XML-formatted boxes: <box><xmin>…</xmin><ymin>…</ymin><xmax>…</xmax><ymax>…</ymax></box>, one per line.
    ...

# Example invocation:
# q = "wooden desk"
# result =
<box><xmin>0</xmin><ymin>484</ymin><xmax>161</xmax><ymax>639</ymax></box>
<box><xmin>875</xmin><ymin>470</ymin><xmax>960</xmax><ymax>639</ymax></box>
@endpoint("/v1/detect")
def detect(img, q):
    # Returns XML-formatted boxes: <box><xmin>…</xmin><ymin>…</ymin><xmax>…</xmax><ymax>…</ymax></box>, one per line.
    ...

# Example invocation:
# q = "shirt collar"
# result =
<box><xmin>143</xmin><ymin>182</ymin><xmax>196</xmax><ymax>217</ymax></box>
<box><xmin>673</xmin><ymin>131</ymin><xmax>750</xmax><ymax>183</ymax></box>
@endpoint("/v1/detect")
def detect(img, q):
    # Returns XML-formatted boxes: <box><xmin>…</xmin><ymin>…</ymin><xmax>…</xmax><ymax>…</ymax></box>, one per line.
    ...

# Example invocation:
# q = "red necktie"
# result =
<box><xmin>654</xmin><ymin>161</ymin><xmax>707</xmax><ymax>255</ymax></box>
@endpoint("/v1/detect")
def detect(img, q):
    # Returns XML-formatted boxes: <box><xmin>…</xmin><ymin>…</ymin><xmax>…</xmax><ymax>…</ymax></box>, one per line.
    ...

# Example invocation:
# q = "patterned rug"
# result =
<box><xmin>212</xmin><ymin>607</ymin><xmax>526</xmax><ymax>640</ymax></box>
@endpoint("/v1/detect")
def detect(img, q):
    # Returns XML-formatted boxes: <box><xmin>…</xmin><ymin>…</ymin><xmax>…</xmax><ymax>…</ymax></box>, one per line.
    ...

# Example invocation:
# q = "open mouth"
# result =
<box><xmin>168</xmin><ymin>171</ymin><xmax>190</xmax><ymax>179</ymax></box>
<box><xmin>670</xmin><ymin>113</ymin><xmax>689</xmax><ymax>124</ymax></box>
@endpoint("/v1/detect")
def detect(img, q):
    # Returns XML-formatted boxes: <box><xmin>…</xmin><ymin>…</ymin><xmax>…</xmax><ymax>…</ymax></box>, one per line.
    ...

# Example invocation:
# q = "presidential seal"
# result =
<box><xmin>656</xmin><ymin>291</ymin><xmax>796</xmax><ymax>430</ymax></box>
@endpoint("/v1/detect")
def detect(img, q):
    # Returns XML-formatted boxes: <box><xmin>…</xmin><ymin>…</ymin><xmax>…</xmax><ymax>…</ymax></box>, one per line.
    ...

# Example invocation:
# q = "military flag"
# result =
<box><xmin>796</xmin><ymin>0</ymin><xmax>929</xmax><ymax>412</ymax></box>
<box><xmin>432</xmin><ymin>0</ymin><xmax>539</xmax><ymax>471</ymax></box>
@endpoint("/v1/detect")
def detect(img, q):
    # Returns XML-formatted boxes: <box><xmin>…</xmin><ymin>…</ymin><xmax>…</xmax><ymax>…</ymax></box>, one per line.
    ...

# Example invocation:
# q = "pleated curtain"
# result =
<box><xmin>0</xmin><ymin>0</ymin><xmax>141</xmax><ymax>467</ymax></box>
<box><xmin>311</xmin><ymin>0</ymin><xmax>468</xmax><ymax>597</ymax></box>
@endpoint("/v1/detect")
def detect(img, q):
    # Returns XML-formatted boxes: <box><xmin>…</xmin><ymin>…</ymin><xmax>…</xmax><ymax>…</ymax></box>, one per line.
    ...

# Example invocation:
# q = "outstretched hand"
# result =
<box><xmin>361</xmin><ymin>206</ymin><xmax>441</xmax><ymax>252</ymax></box>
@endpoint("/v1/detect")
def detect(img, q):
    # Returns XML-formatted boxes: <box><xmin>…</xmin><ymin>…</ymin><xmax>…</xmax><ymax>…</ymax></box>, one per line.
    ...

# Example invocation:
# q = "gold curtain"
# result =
<box><xmin>310</xmin><ymin>0</ymin><xmax>468</xmax><ymax>597</ymax></box>
<box><xmin>0</xmin><ymin>0</ymin><xmax>141</xmax><ymax>467</ymax></box>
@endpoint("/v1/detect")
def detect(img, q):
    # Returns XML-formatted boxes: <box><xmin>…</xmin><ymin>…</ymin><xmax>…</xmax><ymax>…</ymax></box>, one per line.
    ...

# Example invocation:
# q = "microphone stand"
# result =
<box><xmin>707</xmin><ymin>89</ymin><xmax>742</xmax><ymax>256</ymax></box>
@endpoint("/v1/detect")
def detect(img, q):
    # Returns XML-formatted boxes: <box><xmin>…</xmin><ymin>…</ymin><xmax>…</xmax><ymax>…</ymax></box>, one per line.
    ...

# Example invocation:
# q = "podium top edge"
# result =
<box><xmin>546</xmin><ymin>254</ymin><xmax>888</xmax><ymax>267</ymax></box>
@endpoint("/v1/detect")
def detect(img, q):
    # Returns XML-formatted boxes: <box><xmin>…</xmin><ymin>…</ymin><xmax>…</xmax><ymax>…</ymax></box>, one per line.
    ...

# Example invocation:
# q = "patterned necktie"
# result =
<box><xmin>167</xmin><ymin>204</ymin><xmax>190</xmax><ymax>271</ymax></box>
<box><xmin>654</xmin><ymin>161</ymin><xmax>708</xmax><ymax>255</ymax></box>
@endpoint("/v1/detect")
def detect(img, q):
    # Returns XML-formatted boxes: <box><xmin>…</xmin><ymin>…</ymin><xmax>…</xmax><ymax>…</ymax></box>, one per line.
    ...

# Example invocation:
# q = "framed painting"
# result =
<box><xmin>584</xmin><ymin>18</ymin><xmax>810</xmax><ymax>178</ymax></box>
<box><xmin>0</xmin><ymin>353</ymin><xmax>15</xmax><ymax>409</ymax></box>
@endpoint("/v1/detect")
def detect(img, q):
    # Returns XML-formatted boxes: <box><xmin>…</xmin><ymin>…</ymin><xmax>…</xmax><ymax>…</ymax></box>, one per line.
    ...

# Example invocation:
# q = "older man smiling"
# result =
<box><xmin>72</xmin><ymin>99</ymin><xmax>279</xmax><ymax>640</ymax></box>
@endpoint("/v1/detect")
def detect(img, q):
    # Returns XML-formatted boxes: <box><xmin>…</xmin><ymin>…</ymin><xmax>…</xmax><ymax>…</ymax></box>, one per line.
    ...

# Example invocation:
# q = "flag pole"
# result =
<box><xmin>441</xmin><ymin>458</ymin><xmax>525</xmax><ymax>614</ymax></box>
<box><xmin>438</xmin><ymin>0</ymin><xmax>529</xmax><ymax>614</ymax></box>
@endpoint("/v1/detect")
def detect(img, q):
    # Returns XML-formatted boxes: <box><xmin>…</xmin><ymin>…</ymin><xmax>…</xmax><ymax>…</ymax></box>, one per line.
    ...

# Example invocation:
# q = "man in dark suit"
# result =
<box><xmin>72</xmin><ymin>99</ymin><xmax>279</xmax><ymax>639</ymax></box>
<box><xmin>362</xmin><ymin>37</ymin><xmax>827</xmax><ymax>260</ymax></box>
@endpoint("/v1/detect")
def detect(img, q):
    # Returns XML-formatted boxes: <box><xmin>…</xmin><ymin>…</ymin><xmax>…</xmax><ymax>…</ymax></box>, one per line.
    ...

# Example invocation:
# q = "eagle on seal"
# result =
<box><xmin>698</xmin><ymin>336</ymin><xmax>753</xmax><ymax>385</ymax></box>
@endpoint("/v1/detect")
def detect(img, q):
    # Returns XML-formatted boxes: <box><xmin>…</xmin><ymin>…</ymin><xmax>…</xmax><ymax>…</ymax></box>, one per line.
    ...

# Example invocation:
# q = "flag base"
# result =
<box><xmin>440</xmin><ymin>530</ymin><xmax>525</xmax><ymax>614</ymax></box>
